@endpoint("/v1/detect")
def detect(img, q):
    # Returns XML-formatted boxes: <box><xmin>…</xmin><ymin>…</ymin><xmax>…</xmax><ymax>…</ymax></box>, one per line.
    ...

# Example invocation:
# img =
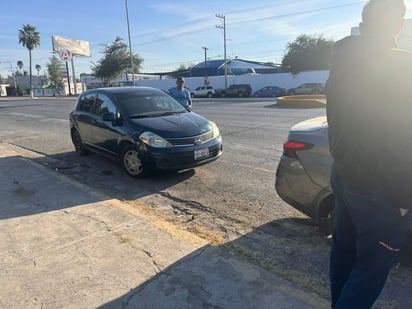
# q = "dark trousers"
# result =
<box><xmin>330</xmin><ymin>168</ymin><xmax>410</xmax><ymax>308</ymax></box>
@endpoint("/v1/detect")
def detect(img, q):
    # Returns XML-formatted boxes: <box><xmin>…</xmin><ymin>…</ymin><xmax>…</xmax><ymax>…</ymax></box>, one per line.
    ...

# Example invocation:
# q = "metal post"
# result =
<box><xmin>125</xmin><ymin>0</ymin><xmax>135</xmax><ymax>82</ymax></box>
<box><xmin>66</xmin><ymin>61</ymin><xmax>72</xmax><ymax>95</ymax></box>
<box><xmin>215</xmin><ymin>14</ymin><xmax>227</xmax><ymax>89</ymax></box>
<box><xmin>202</xmin><ymin>46</ymin><xmax>208</xmax><ymax>85</ymax></box>
<box><xmin>71</xmin><ymin>57</ymin><xmax>77</xmax><ymax>95</ymax></box>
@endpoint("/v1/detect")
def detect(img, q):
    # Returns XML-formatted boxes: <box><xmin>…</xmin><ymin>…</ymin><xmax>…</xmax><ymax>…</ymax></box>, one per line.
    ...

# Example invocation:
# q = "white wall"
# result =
<box><xmin>133</xmin><ymin>70</ymin><xmax>330</xmax><ymax>93</ymax></box>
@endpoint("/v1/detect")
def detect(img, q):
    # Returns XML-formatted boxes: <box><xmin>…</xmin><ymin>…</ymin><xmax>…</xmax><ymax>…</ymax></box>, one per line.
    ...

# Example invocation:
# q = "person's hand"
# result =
<box><xmin>400</xmin><ymin>208</ymin><xmax>409</xmax><ymax>216</ymax></box>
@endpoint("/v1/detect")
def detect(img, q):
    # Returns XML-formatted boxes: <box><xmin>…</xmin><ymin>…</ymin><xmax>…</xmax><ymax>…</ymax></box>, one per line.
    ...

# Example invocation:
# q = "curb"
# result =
<box><xmin>277</xmin><ymin>95</ymin><xmax>326</xmax><ymax>107</ymax></box>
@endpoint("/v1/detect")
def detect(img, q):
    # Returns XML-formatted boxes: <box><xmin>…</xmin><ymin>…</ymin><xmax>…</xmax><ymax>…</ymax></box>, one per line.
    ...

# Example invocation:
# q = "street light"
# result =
<box><xmin>0</xmin><ymin>61</ymin><xmax>17</xmax><ymax>92</ymax></box>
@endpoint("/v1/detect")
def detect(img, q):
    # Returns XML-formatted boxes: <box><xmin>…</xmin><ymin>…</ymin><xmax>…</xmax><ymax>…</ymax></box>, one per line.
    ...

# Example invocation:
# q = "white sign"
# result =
<box><xmin>52</xmin><ymin>35</ymin><xmax>90</xmax><ymax>57</ymax></box>
<box><xmin>59</xmin><ymin>49</ymin><xmax>72</xmax><ymax>62</ymax></box>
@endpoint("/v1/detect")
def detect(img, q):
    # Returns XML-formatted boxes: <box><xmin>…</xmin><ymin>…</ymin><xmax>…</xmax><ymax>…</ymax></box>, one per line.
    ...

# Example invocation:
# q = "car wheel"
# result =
<box><xmin>238</xmin><ymin>91</ymin><xmax>243</xmax><ymax>97</ymax></box>
<box><xmin>71</xmin><ymin>129</ymin><xmax>88</xmax><ymax>155</ymax></box>
<box><xmin>121</xmin><ymin>145</ymin><xmax>146</xmax><ymax>177</ymax></box>
<box><xmin>207</xmin><ymin>92</ymin><xmax>212</xmax><ymax>98</ymax></box>
<box><xmin>220</xmin><ymin>92</ymin><xmax>226</xmax><ymax>97</ymax></box>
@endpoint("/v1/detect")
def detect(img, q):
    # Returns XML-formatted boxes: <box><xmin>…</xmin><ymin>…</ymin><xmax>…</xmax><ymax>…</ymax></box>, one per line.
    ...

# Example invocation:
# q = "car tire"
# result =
<box><xmin>71</xmin><ymin>129</ymin><xmax>89</xmax><ymax>155</ymax></box>
<box><xmin>121</xmin><ymin>145</ymin><xmax>147</xmax><ymax>177</ymax></box>
<box><xmin>238</xmin><ymin>91</ymin><xmax>243</xmax><ymax>97</ymax></box>
<box><xmin>207</xmin><ymin>92</ymin><xmax>212</xmax><ymax>98</ymax></box>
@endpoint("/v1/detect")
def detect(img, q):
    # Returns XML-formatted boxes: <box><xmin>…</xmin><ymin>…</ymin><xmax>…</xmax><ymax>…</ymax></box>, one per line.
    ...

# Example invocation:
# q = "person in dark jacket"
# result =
<box><xmin>326</xmin><ymin>0</ymin><xmax>412</xmax><ymax>307</ymax></box>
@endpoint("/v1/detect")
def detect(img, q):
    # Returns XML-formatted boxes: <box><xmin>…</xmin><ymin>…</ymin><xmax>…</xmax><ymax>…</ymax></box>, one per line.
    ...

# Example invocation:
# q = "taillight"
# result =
<box><xmin>283</xmin><ymin>141</ymin><xmax>313</xmax><ymax>159</ymax></box>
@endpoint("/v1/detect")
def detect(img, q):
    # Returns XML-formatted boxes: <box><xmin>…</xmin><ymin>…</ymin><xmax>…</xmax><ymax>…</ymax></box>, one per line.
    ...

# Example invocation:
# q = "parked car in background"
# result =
<box><xmin>216</xmin><ymin>84</ymin><xmax>252</xmax><ymax>97</ymax></box>
<box><xmin>191</xmin><ymin>85</ymin><xmax>216</xmax><ymax>98</ymax></box>
<box><xmin>70</xmin><ymin>86</ymin><xmax>222</xmax><ymax>177</ymax></box>
<box><xmin>253</xmin><ymin>86</ymin><xmax>286</xmax><ymax>97</ymax></box>
<box><xmin>275</xmin><ymin>116</ymin><xmax>412</xmax><ymax>249</ymax></box>
<box><xmin>287</xmin><ymin>83</ymin><xmax>325</xmax><ymax>95</ymax></box>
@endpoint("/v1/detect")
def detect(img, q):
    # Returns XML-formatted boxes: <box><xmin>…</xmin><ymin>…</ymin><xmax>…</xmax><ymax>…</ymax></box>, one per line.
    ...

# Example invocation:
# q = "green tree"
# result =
<box><xmin>17</xmin><ymin>60</ymin><xmax>24</xmax><ymax>74</ymax></box>
<box><xmin>18</xmin><ymin>24</ymin><xmax>41</xmax><ymax>94</ymax></box>
<box><xmin>281</xmin><ymin>34</ymin><xmax>334</xmax><ymax>75</ymax></box>
<box><xmin>92</xmin><ymin>36</ymin><xmax>143</xmax><ymax>85</ymax></box>
<box><xmin>47</xmin><ymin>55</ymin><xmax>63</xmax><ymax>85</ymax></box>
<box><xmin>35</xmin><ymin>64</ymin><xmax>41</xmax><ymax>76</ymax></box>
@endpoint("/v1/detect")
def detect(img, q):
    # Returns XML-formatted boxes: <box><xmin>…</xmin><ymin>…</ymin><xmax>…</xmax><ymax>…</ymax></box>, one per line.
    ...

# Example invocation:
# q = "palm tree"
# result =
<box><xmin>17</xmin><ymin>60</ymin><xmax>24</xmax><ymax>74</ymax></box>
<box><xmin>18</xmin><ymin>24</ymin><xmax>40</xmax><ymax>96</ymax></box>
<box><xmin>35</xmin><ymin>64</ymin><xmax>41</xmax><ymax>76</ymax></box>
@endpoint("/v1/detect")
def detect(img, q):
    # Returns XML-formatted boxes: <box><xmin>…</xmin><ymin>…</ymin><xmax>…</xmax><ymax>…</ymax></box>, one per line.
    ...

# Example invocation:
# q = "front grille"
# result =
<box><xmin>168</xmin><ymin>130</ymin><xmax>214</xmax><ymax>146</ymax></box>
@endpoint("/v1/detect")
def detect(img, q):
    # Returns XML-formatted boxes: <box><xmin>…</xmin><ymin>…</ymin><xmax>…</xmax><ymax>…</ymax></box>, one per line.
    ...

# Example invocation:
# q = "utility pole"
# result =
<box><xmin>201</xmin><ymin>46</ymin><xmax>208</xmax><ymax>85</ymax></box>
<box><xmin>215</xmin><ymin>14</ymin><xmax>227</xmax><ymax>89</ymax></box>
<box><xmin>125</xmin><ymin>0</ymin><xmax>135</xmax><ymax>83</ymax></box>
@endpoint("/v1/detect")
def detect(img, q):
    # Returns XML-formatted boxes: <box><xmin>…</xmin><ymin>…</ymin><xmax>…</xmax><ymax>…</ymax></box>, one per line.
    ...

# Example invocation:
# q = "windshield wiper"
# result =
<box><xmin>129</xmin><ymin>114</ymin><xmax>151</xmax><ymax>119</ymax></box>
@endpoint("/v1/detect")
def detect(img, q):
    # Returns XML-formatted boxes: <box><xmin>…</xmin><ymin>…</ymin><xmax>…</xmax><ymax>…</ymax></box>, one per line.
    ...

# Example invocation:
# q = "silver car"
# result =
<box><xmin>275</xmin><ymin>116</ymin><xmax>333</xmax><ymax>226</ymax></box>
<box><xmin>275</xmin><ymin>116</ymin><xmax>412</xmax><ymax>248</ymax></box>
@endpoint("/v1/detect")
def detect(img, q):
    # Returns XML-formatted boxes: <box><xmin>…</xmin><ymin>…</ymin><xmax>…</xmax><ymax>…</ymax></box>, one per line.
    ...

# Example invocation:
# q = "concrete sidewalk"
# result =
<box><xmin>0</xmin><ymin>143</ymin><xmax>329</xmax><ymax>309</ymax></box>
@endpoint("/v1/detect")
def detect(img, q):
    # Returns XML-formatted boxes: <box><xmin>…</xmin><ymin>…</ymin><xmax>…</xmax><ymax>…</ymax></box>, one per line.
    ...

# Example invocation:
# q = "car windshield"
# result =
<box><xmin>113</xmin><ymin>91</ymin><xmax>187</xmax><ymax>118</ymax></box>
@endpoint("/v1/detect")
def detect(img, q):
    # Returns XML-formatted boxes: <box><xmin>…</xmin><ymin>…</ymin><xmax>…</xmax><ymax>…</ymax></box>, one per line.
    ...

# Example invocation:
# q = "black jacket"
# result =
<box><xmin>326</xmin><ymin>35</ymin><xmax>412</xmax><ymax>209</ymax></box>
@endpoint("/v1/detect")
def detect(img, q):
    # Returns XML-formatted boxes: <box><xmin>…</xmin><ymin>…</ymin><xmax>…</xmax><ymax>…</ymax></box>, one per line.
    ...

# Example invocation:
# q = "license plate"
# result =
<box><xmin>194</xmin><ymin>148</ymin><xmax>209</xmax><ymax>160</ymax></box>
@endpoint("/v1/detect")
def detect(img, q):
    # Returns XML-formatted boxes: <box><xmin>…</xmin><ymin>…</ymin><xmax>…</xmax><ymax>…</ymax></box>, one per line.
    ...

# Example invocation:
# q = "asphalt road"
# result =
<box><xmin>1</xmin><ymin>96</ymin><xmax>411</xmax><ymax>307</ymax></box>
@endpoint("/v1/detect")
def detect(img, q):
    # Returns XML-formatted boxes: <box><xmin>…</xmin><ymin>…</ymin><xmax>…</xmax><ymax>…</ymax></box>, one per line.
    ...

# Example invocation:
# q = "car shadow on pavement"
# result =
<box><xmin>0</xmin><ymin>152</ymin><xmax>194</xmax><ymax>220</ymax></box>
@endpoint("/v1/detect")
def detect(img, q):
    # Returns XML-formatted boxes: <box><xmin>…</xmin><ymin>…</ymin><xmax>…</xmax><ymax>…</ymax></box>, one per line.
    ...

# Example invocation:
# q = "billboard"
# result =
<box><xmin>52</xmin><ymin>35</ymin><xmax>90</xmax><ymax>57</ymax></box>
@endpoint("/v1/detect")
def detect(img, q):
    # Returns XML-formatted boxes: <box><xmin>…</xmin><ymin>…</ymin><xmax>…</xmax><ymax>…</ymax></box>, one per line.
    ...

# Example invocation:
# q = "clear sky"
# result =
<box><xmin>1</xmin><ymin>0</ymin><xmax>412</xmax><ymax>78</ymax></box>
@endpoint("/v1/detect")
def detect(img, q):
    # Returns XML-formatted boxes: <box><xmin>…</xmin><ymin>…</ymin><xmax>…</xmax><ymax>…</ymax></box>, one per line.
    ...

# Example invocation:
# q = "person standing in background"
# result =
<box><xmin>169</xmin><ymin>76</ymin><xmax>192</xmax><ymax>108</ymax></box>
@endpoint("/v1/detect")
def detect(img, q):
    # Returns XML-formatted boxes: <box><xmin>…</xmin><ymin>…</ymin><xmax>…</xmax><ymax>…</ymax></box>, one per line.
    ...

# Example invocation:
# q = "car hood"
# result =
<box><xmin>130</xmin><ymin>112</ymin><xmax>212</xmax><ymax>137</ymax></box>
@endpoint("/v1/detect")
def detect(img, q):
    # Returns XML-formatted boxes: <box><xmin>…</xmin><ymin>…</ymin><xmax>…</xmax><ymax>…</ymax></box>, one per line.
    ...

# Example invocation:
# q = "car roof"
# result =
<box><xmin>81</xmin><ymin>86</ymin><xmax>163</xmax><ymax>96</ymax></box>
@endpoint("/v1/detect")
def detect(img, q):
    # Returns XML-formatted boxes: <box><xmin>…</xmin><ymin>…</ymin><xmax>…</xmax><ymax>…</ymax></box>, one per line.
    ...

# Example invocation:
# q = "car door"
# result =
<box><xmin>75</xmin><ymin>92</ymin><xmax>97</xmax><ymax>144</ymax></box>
<box><xmin>92</xmin><ymin>93</ymin><xmax>124</xmax><ymax>155</ymax></box>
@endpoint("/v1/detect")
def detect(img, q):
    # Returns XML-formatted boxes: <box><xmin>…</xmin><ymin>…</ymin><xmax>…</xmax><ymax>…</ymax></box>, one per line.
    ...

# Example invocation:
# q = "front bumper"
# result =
<box><xmin>140</xmin><ymin>137</ymin><xmax>223</xmax><ymax>171</ymax></box>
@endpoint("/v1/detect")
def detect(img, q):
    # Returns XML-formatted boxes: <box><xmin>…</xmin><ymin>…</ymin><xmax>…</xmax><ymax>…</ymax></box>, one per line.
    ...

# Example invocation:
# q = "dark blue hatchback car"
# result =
<box><xmin>70</xmin><ymin>86</ymin><xmax>222</xmax><ymax>177</ymax></box>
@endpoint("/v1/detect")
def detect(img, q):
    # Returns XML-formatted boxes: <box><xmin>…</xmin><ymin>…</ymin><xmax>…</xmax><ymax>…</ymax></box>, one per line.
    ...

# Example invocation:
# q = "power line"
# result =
<box><xmin>132</xmin><ymin>2</ymin><xmax>364</xmax><ymax>48</ymax></box>
<box><xmin>230</xmin><ymin>2</ymin><xmax>365</xmax><ymax>24</ymax></box>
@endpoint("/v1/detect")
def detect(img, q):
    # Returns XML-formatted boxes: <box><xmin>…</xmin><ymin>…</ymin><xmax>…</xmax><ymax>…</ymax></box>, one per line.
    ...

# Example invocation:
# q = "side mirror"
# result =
<box><xmin>102</xmin><ymin>112</ymin><xmax>122</xmax><ymax>126</ymax></box>
<box><xmin>102</xmin><ymin>112</ymin><xmax>116</xmax><ymax>121</ymax></box>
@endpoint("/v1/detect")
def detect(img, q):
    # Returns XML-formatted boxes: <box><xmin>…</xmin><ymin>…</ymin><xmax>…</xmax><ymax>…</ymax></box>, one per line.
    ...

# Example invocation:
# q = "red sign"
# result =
<box><xmin>59</xmin><ymin>49</ymin><xmax>72</xmax><ymax>62</ymax></box>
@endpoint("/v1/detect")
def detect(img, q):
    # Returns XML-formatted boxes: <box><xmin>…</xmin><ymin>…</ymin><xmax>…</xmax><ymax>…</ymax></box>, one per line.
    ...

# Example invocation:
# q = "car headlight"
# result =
<box><xmin>139</xmin><ymin>132</ymin><xmax>173</xmax><ymax>148</ymax></box>
<box><xmin>210</xmin><ymin>121</ymin><xmax>220</xmax><ymax>138</ymax></box>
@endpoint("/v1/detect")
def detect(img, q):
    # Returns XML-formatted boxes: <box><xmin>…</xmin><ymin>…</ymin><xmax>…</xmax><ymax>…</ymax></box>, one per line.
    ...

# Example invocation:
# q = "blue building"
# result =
<box><xmin>183</xmin><ymin>58</ymin><xmax>281</xmax><ymax>78</ymax></box>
